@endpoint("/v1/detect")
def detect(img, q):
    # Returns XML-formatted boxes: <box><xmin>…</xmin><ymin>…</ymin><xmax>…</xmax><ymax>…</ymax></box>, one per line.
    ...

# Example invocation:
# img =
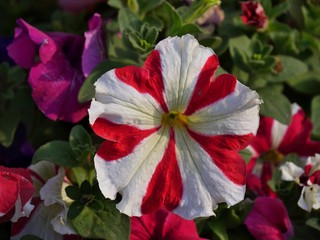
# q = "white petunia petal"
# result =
<box><xmin>173</xmin><ymin>128</ymin><xmax>245</xmax><ymax>219</ymax></box>
<box><xmin>298</xmin><ymin>185</ymin><xmax>320</xmax><ymax>212</ymax></box>
<box><xmin>188</xmin><ymin>81</ymin><xmax>260</xmax><ymax>136</ymax></box>
<box><xmin>155</xmin><ymin>34</ymin><xmax>216</xmax><ymax>111</ymax></box>
<box><xmin>280</xmin><ymin>162</ymin><xmax>304</xmax><ymax>182</ymax></box>
<box><xmin>89</xmin><ymin>69</ymin><xmax>163</xmax><ymax>129</ymax></box>
<box><xmin>95</xmin><ymin>127</ymin><xmax>170</xmax><ymax>216</ymax></box>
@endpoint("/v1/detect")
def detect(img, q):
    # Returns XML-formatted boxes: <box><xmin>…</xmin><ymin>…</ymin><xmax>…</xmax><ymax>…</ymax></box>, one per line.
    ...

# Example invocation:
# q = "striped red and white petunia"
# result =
<box><xmin>88</xmin><ymin>34</ymin><xmax>261</xmax><ymax>219</ymax></box>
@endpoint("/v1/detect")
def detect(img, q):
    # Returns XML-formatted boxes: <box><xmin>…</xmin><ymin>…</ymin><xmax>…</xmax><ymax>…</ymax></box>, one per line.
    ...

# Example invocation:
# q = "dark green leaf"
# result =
<box><xmin>69</xmin><ymin>125</ymin><xmax>92</xmax><ymax>155</ymax></box>
<box><xmin>287</xmin><ymin>71</ymin><xmax>320</xmax><ymax>95</ymax></box>
<box><xmin>311</xmin><ymin>95</ymin><xmax>320</xmax><ymax>137</ymax></box>
<box><xmin>266</xmin><ymin>55</ymin><xmax>308</xmax><ymax>82</ymax></box>
<box><xmin>68</xmin><ymin>201</ymin><xmax>85</xmax><ymax>220</ymax></box>
<box><xmin>306</xmin><ymin>218</ymin><xmax>320</xmax><ymax>232</ymax></box>
<box><xmin>258</xmin><ymin>89</ymin><xmax>292</xmax><ymax>124</ymax></box>
<box><xmin>270</xmin><ymin>2</ymin><xmax>289</xmax><ymax>19</ymax></box>
<box><xmin>71</xmin><ymin>205</ymin><xmax>130</xmax><ymax>240</ymax></box>
<box><xmin>208</xmin><ymin>218</ymin><xmax>228</xmax><ymax>240</ymax></box>
<box><xmin>32</xmin><ymin>140</ymin><xmax>78</xmax><ymax>167</ymax></box>
<box><xmin>137</xmin><ymin>0</ymin><xmax>164</xmax><ymax>15</ymax></box>
<box><xmin>0</xmin><ymin>109</ymin><xmax>19</xmax><ymax>147</ymax></box>
<box><xmin>118</xmin><ymin>8</ymin><xmax>142</xmax><ymax>33</ymax></box>
<box><xmin>239</xmin><ymin>149</ymin><xmax>252</xmax><ymax>164</ymax></box>
<box><xmin>66</xmin><ymin>185</ymin><xmax>81</xmax><ymax>200</ymax></box>
<box><xmin>199</xmin><ymin>37</ymin><xmax>223</xmax><ymax>50</ymax></box>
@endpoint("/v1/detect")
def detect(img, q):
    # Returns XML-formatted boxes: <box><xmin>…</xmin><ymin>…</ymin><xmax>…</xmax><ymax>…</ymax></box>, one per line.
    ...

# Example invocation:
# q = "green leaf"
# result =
<box><xmin>71</xmin><ymin>205</ymin><xmax>130</xmax><ymax>240</ymax></box>
<box><xmin>69</xmin><ymin>125</ymin><xmax>92</xmax><ymax>156</ymax></box>
<box><xmin>68</xmin><ymin>166</ymin><xmax>93</xmax><ymax>186</ymax></box>
<box><xmin>118</xmin><ymin>8</ymin><xmax>142</xmax><ymax>33</ymax></box>
<box><xmin>65</xmin><ymin>185</ymin><xmax>81</xmax><ymax>200</ymax></box>
<box><xmin>258</xmin><ymin>89</ymin><xmax>292</xmax><ymax>124</ymax></box>
<box><xmin>68</xmin><ymin>201</ymin><xmax>85</xmax><ymax>220</ymax></box>
<box><xmin>78</xmin><ymin>60</ymin><xmax>131</xmax><ymax>103</ymax></box>
<box><xmin>137</xmin><ymin>0</ymin><xmax>164</xmax><ymax>15</ymax></box>
<box><xmin>229</xmin><ymin>35</ymin><xmax>251</xmax><ymax>72</ymax></box>
<box><xmin>287</xmin><ymin>71</ymin><xmax>320</xmax><ymax>95</ymax></box>
<box><xmin>239</xmin><ymin>149</ymin><xmax>252</xmax><ymax>164</ymax></box>
<box><xmin>266</xmin><ymin>55</ymin><xmax>308</xmax><ymax>82</ymax></box>
<box><xmin>0</xmin><ymin>108</ymin><xmax>19</xmax><ymax>147</ymax></box>
<box><xmin>270</xmin><ymin>2</ymin><xmax>289</xmax><ymax>19</ymax></box>
<box><xmin>199</xmin><ymin>37</ymin><xmax>223</xmax><ymax>50</ymax></box>
<box><xmin>154</xmin><ymin>1</ymin><xmax>183</xmax><ymax>36</ymax></box>
<box><xmin>311</xmin><ymin>95</ymin><xmax>320</xmax><ymax>138</ymax></box>
<box><xmin>176</xmin><ymin>23</ymin><xmax>202</xmax><ymax>36</ymax></box>
<box><xmin>208</xmin><ymin>218</ymin><xmax>228</xmax><ymax>240</ymax></box>
<box><xmin>306</xmin><ymin>218</ymin><xmax>320</xmax><ymax>232</ymax></box>
<box><xmin>32</xmin><ymin>140</ymin><xmax>78</xmax><ymax>167</ymax></box>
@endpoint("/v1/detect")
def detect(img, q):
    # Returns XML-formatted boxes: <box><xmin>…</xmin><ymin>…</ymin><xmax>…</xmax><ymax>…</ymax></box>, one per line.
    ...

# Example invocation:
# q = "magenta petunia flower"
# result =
<box><xmin>7</xmin><ymin>19</ymin><xmax>89</xmax><ymax>123</ymax></box>
<box><xmin>130</xmin><ymin>208</ymin><xmax>204</xmax><ymax>240</ymax></box>
<box><xmin>280</xmin><ymin>154</ymin><xmax>320</xmax><ymax>212</ymax></box>
<box><xmin>89</xmin><ymin>34</ymin><xmax>261</xmax><ymax>219</ymax></box>
<box><xmin>0</xmin><ymin>166</ymin><xmax>34</xmax><ymax>223</ymax></box>
<box><xmin>245</xmin><ymin>197</ymin><xmax>294</xmax><ymax>240</ymax></box>
<box><xmin>82</xmin><ymin>13</ymin><xmax>106</xmax><ymax>78</ymax></box>
<box><xmin>247</xmin><ymin>103</ymin><xmax>320</xmax><ymax>197</ymax></box>
<box><xmin>240</xmin><ymin>0</ymin><xmax>268</xmax><ymax>30</ymax></box>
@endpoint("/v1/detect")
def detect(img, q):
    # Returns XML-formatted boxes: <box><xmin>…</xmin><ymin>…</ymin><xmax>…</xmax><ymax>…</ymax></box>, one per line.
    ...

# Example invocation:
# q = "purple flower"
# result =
<box><xmin>245</xmin><ymin>197</ymin><xmax>294</xmax><ymax>240</ymax></box>
<box><xmin>82</xmin><ymin>13</ymin><xmax>106</xmax><ymax>77</ymax></box>
<box><xmin>7</xmin><ymin>19</ymin><xmax>89</xmax><ymax>123</ymax></box>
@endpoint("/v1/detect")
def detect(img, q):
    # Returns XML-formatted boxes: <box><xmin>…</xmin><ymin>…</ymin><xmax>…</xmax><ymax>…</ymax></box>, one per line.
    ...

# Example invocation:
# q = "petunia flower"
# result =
<box><xmin>246</xmin><ymin>103</ymin><xmax>320</xmax><ymax>197</ymax></box>
<box><xmin>245</xmin><ymin>197</ymin><xmax>294</xmax><ymax>240</ymax></box>
<box><xmin>89</xmin><ymin>34</ymin><xmax>261</xmax><ymax>219</ymax></box>
<box><xmin>280</xmin><ymin>154</ymin><xmax>320</xmax><ymax>212</ymax></box>
<box><xmin>11</xmin><ymin>161</ymin><xmax>76</xmax><ymax>240</ymax></box>
<box><xmin>7</xmin><ymin>19</ymin><xmax>89</xmax><ymax>123</ymax></box>
<box><xmin>82</xmin><ymin>13</ymin><xmax>106</xmax><ymax>78</ymax></box>
<box><xmin>240</xmin><ymin>0</ymin><xmax>268</xmax><ymax>30</ymax></box>
<box><xmin>130</xmin><ymin>208</ymin><xmax>204</xmax><ymax>240</ymax></box>
<box><xmin>0</xmin><ymin>166</ymin><xmax>34</xmax><ymax>223</ymax></box>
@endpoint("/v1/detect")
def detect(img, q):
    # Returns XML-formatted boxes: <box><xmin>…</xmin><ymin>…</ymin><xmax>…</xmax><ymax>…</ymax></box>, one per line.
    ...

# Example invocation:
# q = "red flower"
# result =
<box><xmin>0</xmin><ymin>166</ymin><xmax>34</xmax><ymax>223</ymax></box>
<box><xmin>130</xmin><ymin>208</ymin><xmax>204</xmax><ymax>240</ymax></box>
<box><xmin>245</xmin><ymin>197</ymin><xmax>294</xmax><ymax>240</ymax></box>
<box><xmin>240</xmin><ymin>0</ymin><xmax>268</xmax><ymax>29</ymax></box>
<box><xmin>247</xmin><ymin>103</ymin><xmax>320</xmax><ymax>197</ymax></box>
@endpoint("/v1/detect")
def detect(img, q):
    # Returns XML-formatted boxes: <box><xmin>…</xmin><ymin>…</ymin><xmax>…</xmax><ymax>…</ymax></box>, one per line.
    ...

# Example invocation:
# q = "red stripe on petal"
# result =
<box><xmin>278</xmin><ymin>108</ymin><xmax>313</xmax><ymax>154</ymax></box>
<box><xmin>250</xmin><ymin>117</ymin><xmax>274</xmax><ymax>156</ymax></box>
<box><xmin>184</xmin><ymin>55</ymin><xmax>233</xmax><ymax>115</ymax></box>
<box><xmin>115</xmin><ymin>50</ymin><xmax>168</xmax><ymax>112</ymax></box>
<box><xmin>187</xmin><ymin>130</ymin><xmax>248</xmax><ymax>185</ymax></box>
<box><xmin>141</xmin><ymin>129</ymin><xmax>183</xmax><ymax>214</ymax></box>
<box><xmin>93</xmin><ymin>118</ymin><xmax>158</xmax><ymax>161</ymax></box>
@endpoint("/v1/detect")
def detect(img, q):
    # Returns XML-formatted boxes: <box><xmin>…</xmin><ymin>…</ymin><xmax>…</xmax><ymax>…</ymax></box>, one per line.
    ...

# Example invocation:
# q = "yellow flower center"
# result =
<box><xmin>162</xmin><ymin>111</ymin><xmax>188</xmax><ymax>127</ymax></box>
<box><xmin>261</xmin><ymin>149</ymin><xmax>284</xmax><ymax>166</ymax></box>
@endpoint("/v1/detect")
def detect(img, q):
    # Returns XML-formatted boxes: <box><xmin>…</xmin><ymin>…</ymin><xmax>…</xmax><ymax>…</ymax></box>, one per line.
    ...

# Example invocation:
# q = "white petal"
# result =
<box><xmin>89</xmin><ymin>69</ymin><xmax>163</xmax><ymax>129</ymax></box>
<box><xmin>280</xmin><ymin>162</ymin><xmax>304</xmax><ymax>182</ymax></box>
<box><xmin>95</xmin><ymin>127</ymin><xmax>170</xmax><ymax>216</ymax></box>
<box><xmin>271</xmin><ymin>117</ymin><xmax>288</xmax><ymax>149</ymax></box>
<box><xmin>188</xmin><ymin>81</ymin><xmax>260</xmax><ymax>136</ymax></box>
<box><xmin>298</xmin><ymin>185</ymin><xmax>320</xmax><ymax>212</ymax></box>
<box><xmin>40</xmin><ymin>168</ymin><xmax>66</xmax><ymax>207</ymax></box>
<box><xmin>306</xmin><ymin>154</ymin><xmax>320</xmax><ymax>176</ymax></box>
<box><xmin>29</xmin><ymin>161</ymin><xmax>57</xmax><ymax>196</ymax></box>
<box><xmin>11</xmin><ymin>203</ymin><xmax>63</xmax><ymax>240</ymax></box>
<box><xmin>156</xmin><ymin>34</ymin><xmax>215</xmax><ymax>111</ymax></box>
<box><xmin>173</xmin><ymin>128</ymin><xmax>245</xmax><ymax>219</ymax></box>
<box><xmin>51</xmin><ymin>207</ymin><xmax>76</xmax><ymax>235</ymax></box>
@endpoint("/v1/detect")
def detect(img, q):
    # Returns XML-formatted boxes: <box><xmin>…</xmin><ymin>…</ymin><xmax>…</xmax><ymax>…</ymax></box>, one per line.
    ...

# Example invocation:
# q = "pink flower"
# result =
<box><xmin>0</xmin><ymin>166</ymin><xmax>34</xmax><ymax>223</ymax></box>
<box><xmin>82</xmin><ymin>13</ymin><xmax>106</xmax><ymax>77</ymax></box>
<box><xmin>58</xmin><ymin>0</ymin><xmax>105</xmax><ymax>13</ymax></box>
<box><xmin>240</xmin><ymin>0</ymin><xmax>268</xmax><ymax>30</ymax></box>
<box><xmin>130</xmin><ymin>208</ymin><xmax>204</xmax><ymax>240</ymax></box>
<box><xmin>247</xmin><ymin>103</ymin><xmax>320</xmax><ymax>197</ymax></box>
<box><xmin>7</xmin><ymin>19</ymin><xmax>89</xmax><ymax>123</ymax></box>
<box><xmin>89</xmin><ymin>34</ymin><xmax>261</xmax><ymax>219</ymax></box>
<box><xmin>245</xmin><ymin>197</ymin><xmax>294</xmax><ymax>240</ymax></box>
